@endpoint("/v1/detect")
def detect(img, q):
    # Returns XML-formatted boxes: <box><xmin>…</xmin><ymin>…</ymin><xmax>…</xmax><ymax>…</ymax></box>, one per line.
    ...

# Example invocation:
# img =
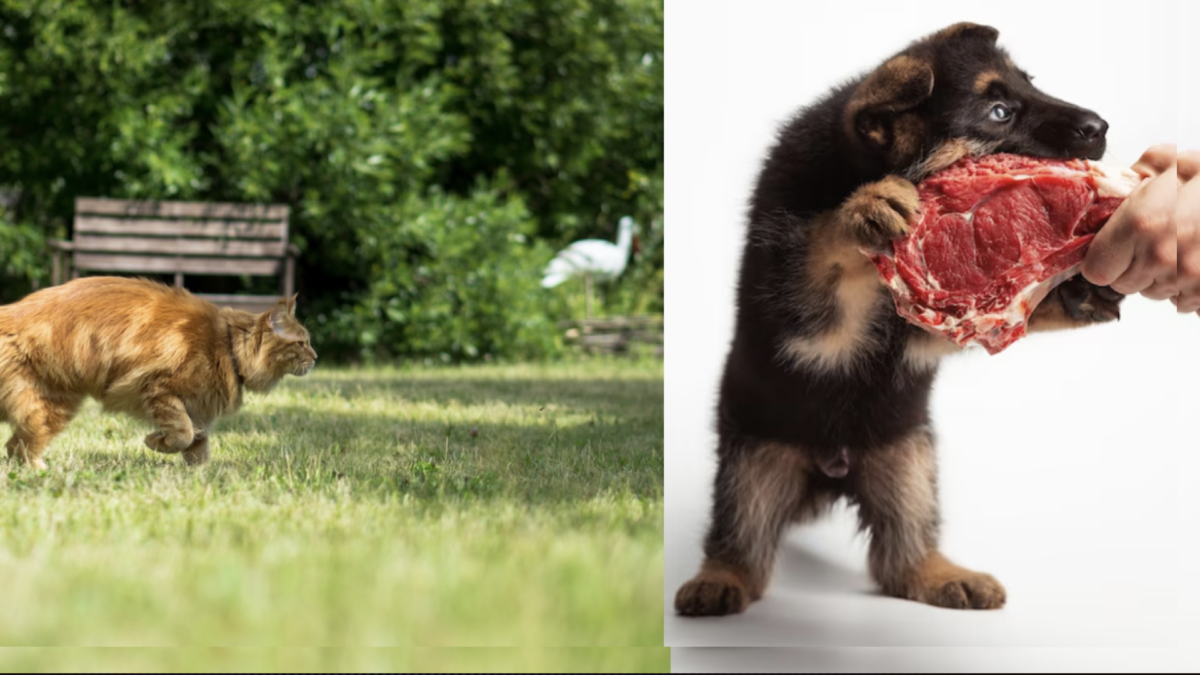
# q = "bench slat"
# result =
<box><xmin>75</xmin><ymin>216</ymin><xmax>285</xmax><ymax>240</ymax></box>
<box><xmin>76</xmin><ymin>198</ymin><xmax>289</xmax><ymax>221</ymax></box>
<box><xmin>196</xmin><ymin>294</ymin><xmax>283</xmax><ymax>313</ymax></box>
<box><xmin>74</xmin><ymin>235</ymin><xmax>287</xmax><ymax>258</ymax></box>
<box><xmin>73</xmin><ymin>253</ymin><xmax>282</xmax><ymax>276</ymax></box>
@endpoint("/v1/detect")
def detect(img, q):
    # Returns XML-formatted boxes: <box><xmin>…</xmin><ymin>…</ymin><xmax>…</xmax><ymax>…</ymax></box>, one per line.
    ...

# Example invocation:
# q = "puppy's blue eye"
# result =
<box><xmin>989</xmin><ymin>103</ymin><xmax>1012</xmax><ymax>122</ymax></box>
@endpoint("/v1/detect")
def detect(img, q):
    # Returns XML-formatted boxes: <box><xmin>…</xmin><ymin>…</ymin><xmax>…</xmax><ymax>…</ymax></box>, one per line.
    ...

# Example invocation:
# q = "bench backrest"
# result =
<box><xmin>72</xmin><ymin>197</ymin><xmax>291</xmax><ymax>278</ymax></box>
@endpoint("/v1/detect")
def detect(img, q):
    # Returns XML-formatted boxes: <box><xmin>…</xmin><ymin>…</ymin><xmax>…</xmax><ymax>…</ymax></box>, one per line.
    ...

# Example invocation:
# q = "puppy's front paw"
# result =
<box><xmin>841</xmin><ymin>175</ymin><xmax>921</xmax><ymax>248</ymax></box>
<box><xmin>1057</xmin><ymin>275</ymin><xmax>1123</xmax><ymax>323</ymax></box>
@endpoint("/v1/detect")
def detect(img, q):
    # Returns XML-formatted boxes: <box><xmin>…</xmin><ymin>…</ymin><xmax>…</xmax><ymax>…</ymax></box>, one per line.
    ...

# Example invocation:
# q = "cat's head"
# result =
<box><xmin>257</xmin><ymin>295</ymin><xmax>318</xmax><ymax>377</ymax></box>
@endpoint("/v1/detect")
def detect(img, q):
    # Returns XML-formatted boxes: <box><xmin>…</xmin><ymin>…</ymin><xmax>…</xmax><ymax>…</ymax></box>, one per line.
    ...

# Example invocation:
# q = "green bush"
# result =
<box><xmin>0</xmin><ymin>213</ymin><xmax>47</xmax><ymax>303</ymax></box>
<box><xmin>319</xmin><ymin>182</ymin><xmax>564</xmax><ymax>362</ymax></box>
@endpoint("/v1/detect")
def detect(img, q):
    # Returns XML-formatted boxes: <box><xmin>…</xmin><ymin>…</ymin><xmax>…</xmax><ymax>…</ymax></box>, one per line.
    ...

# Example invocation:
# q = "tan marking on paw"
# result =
<box><xmin>902</xmin><ymin>551</ymin><xmax>1006</xmax><ymax>610</ymax></box>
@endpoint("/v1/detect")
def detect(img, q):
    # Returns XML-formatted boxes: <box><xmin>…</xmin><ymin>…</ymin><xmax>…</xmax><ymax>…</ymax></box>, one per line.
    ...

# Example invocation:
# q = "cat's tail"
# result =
<box><xmin>0</xmin><ymin>333</ymin><xmax>11</xmax><ymax>423</ymax></box>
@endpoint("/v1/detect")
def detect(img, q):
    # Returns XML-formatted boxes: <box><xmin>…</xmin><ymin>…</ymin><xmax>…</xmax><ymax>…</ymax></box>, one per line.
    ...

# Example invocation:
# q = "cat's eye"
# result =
<box><xmin>989</xmin><ymin>103</ymin><xmax>1012</xmax><ymax>123</ymax></box>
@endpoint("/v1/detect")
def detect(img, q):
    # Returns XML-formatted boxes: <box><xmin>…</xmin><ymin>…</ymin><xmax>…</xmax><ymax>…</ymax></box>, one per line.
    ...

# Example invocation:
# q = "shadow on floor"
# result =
<box><xmin>773</xmin><ymin>540</ymin><xmax>874</xmax><ymax>597</ymax></box>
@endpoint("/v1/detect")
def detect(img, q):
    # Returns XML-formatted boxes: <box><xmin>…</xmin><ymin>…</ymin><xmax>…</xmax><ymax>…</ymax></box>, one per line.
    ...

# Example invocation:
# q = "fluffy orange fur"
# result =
<box><xmin>0</xmin><ymin>276</ymin><xmax>317</xmax><ymax>469</ymax></box>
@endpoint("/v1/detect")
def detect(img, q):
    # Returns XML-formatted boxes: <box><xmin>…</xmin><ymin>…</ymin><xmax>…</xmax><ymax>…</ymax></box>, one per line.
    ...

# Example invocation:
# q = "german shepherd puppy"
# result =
<box><xmin>675</xmin><ymin>22</ymin><xmax>1124</xmax><ymax>615</ymax></box>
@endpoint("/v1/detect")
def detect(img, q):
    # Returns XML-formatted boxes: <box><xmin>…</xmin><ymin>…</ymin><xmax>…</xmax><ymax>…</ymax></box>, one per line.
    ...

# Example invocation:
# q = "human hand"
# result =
<box><xmin>1081</xmin><ymin>144</ymin><xmax>1178</xmax><ymax>300</ymax></box>
<box><xmin>1173</xmin><ymin>150</ymin><xmax>1200</xmax><ymax>315</ymax></box>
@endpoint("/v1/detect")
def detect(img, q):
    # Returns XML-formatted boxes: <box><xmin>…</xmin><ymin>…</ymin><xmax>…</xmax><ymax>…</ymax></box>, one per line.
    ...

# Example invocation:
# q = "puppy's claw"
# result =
<box><xmin>842</xmin><ymin>176</ymin><xmax>921</xmax><ymax>248</ymax></box>
<box><xmin>1097</xmin><ymin>303</ymin><xmax>1120</xmax><ymax>322</ymax></box>
<box><xmin>1058</xmin><ymin>276</ymin><xmax>1123</xmax><ymax>324</ymax></box>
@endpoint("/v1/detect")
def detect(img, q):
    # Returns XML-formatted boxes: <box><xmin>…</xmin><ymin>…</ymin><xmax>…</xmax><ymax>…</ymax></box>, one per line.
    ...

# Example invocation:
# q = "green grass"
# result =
<box><xmin>0</xmin><ymin>360</ymin><xmax>665</xmax><ymax>671</ymax></box>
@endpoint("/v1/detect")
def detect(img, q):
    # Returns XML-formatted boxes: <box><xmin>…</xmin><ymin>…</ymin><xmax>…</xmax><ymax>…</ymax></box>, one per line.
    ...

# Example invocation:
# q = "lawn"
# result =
<box><xmin>0</xmin><ymin>359</ymin><xmax>665</xmax><ymax>672</ymax></box>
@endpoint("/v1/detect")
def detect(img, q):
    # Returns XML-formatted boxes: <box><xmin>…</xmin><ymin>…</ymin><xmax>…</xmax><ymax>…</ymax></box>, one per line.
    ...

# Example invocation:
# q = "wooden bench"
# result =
<box><xmin>50</xmin><ymin>197</ymin><xmax>296</xmax><ymax>313</ymax></box>
<box><xmin>560</xmin><ymin>315</ymin><xmax>664</xmax><ymax>357</ymax></box>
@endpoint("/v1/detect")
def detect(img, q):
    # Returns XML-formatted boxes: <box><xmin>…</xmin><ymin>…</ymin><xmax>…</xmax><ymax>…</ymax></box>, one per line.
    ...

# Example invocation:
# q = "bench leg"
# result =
<box><xmin>284</xmin><ymin>254</ymin><xmax>295</xmax><ymax>298</ymax></box>
<box><xmin>174</xmin><ymin>272</ymin><xmax>184</xmax><ymax>288</ymax></box>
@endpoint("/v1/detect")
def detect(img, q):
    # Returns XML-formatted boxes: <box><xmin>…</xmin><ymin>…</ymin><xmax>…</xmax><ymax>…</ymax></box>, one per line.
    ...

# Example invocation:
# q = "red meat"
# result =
<box><xmin>867</xmin><ymin>153</ymin><xmax>1142</xmax><ymax>354</ymax></box>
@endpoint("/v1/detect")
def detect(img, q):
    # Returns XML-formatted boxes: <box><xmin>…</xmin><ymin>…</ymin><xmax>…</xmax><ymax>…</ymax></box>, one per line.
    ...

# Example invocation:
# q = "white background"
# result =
<box><xmin>665</xmin><ymin>0</ymin><xmax>1198</xmax><ymax>670</ymax></box>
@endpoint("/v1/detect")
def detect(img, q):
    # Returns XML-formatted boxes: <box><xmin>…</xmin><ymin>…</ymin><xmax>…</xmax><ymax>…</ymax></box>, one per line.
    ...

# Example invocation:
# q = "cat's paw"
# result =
<box><xmin>182</xmin><ymin>436</ymin><xmax>210</xmax><ymax>466</ymax></box>
<box><xmin>7</xmin><ymin>455</ymin><xmax>48</xmax><ymax>471</ymax></box>
<box><xmin>145</xmin><ymin>431</ymin><xmax>191</xmax><ymax>454</ymax></box>
<box><xmin>144</xmin><ymin>432</ymin><xmax>169</xmax><ymax>453</ymax></box>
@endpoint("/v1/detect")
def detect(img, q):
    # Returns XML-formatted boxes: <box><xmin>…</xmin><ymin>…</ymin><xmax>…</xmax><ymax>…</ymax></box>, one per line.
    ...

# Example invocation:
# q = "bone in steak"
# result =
<box><xmin>867</xmin><ymin>153</ymin><xmax>1142</xmax><ymax>354</ymax></box>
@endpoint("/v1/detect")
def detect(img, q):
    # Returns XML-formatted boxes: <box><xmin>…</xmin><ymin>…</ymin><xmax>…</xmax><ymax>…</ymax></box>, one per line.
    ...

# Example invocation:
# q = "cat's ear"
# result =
<box><xmin>286</xmin><ymin>293</ymin><xmax>298</xmax><ymax>316</ymax></box>
<box><xmin>268</xmin><ymin>299</ymin><xmax>296</xmax><ymax>338</ymax></box>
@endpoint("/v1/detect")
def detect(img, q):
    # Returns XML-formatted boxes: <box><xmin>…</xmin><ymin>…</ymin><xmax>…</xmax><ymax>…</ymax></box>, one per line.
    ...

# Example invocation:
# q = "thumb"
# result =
<box><xmin>1081</xmin><ymin>198</ymin><xmax>1138</xmax><ymax>286</ymax></box>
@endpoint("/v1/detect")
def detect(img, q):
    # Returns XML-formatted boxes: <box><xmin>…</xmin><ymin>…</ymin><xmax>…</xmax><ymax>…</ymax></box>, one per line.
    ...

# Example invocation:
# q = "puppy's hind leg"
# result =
<box><xmin>853</xmin><ymin>427</ymin><xmax>1006</xmax><ymax>610</ymax></box>
<box><xmin>675</xmin><ymin>439</ymin><xmax>815</xmax><ymax>616</ymax></box>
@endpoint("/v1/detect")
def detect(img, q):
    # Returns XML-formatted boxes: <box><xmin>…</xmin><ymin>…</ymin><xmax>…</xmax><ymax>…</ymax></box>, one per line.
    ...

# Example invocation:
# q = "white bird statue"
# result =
<box><xmin>542</xmin><ymin>216</ymin><xmax>638</xmax><ymax>317</ymax></box>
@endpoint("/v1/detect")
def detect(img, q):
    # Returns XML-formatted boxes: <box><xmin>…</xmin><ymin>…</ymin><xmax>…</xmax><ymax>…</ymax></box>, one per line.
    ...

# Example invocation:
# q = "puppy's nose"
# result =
<box><xmin>1076</xmin><ymin>115</ymin><xmax>1108</xmax><ymax>142</ymax></box>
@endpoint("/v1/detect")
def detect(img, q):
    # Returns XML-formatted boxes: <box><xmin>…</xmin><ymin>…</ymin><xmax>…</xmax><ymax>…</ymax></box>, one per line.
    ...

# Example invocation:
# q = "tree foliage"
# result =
<box><xmin>0</xmin><ymin>0</ymin><xmax>663</xmax><ymax>361</ymax></box>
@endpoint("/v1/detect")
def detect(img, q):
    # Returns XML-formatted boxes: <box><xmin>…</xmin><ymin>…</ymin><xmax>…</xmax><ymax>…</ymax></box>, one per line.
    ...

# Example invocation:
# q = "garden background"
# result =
<box><xmin>0</xmin><ymin>0</ymin><xmax>664</xmax><ymax>362</ymax></box>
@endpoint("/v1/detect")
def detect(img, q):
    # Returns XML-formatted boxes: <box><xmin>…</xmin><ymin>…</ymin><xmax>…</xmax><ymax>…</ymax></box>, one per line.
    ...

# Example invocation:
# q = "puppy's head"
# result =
<box><xmin>845</xmin><ymin>22</ymin><xmax>1108</xmax><ymax>178</ymax></box>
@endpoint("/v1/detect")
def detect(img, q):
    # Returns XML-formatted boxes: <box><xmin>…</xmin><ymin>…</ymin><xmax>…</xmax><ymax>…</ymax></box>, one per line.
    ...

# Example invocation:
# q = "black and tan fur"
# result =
<box><xmin>676</xmin><ymin>23</ymin><xmax>1122</xmax><ymax>615</ymax></box>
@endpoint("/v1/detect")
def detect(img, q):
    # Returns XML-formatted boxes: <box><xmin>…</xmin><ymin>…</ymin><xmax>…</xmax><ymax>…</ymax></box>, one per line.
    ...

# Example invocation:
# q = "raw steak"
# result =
<box><xmin>867</xmin><ymin>153</ymin><xmax>1142</xmax><ymax>354</ymax></box>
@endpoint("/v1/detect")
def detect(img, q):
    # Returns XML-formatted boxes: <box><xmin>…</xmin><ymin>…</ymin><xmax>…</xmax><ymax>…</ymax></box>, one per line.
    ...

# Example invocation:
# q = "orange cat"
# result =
<box><xmin>0</xmin><ymin>276</ymin><xmax>317</xmax><ymax>469</ymax></box>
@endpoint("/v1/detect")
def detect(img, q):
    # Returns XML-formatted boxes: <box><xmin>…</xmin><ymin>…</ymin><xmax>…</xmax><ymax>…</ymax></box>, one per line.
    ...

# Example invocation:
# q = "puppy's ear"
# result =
<box><xmin>934</xmin><ymin>22</ymin><xmax>999</xmax><ymax>45</ymax></box>
<box><xmin>845</xmin><ymin>55</ymin><xmax>934</xmax><ymax>148</ymax></box>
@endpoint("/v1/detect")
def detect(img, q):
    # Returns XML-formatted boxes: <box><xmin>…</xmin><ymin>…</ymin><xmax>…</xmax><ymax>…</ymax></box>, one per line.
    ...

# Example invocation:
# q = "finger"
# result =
<box><xmin>1132</xmin><ymin>144</ymin><xmax>1177</xmax><ymax>178</ymax></box>
<box><xmin>1177</xmin><ymin>292</ymin><xmax>1200</xmax><ymax>311</ymax></box>
<box><xmin>1082</xmin><ymin>169</ymin><xmax>1175</xmax><ymax>285</ymax></box>
<box><xmin>1177</xmin><ymin>297</ymin><xmax>1200</xmax><ymax>314</ymax></box>
<box><xmin>1140</xmin><ymin>279</ymin><xmax>1179</xmax><ymax>300</ymax></box>
<box><xmin>1179</xmin><ymin>149</ymin><xmax>1200</xmax><ymax>182</ymax></box>
<box><xmin>1179</xmin><ymin>179</ymin><xmax>1200</xmax><ymax>290</ymax></box>
<box><xmin>1108</xmin><ymin>260</ymin><xmax>1155</xmax><ymax>295</ymax></box>
<box><xmin>1082</xmin><ymin>198</ymin><xmax>1139</xmax><ymax>285</ymax></box>
<box><xmin>1183</xmin><ymin>166</ymin><xmax>1200</xmax><ymax>205</ymax></box>
<box><xmin>1174</xmin><ymin>288</ymin><xmax>1200</xmax><ymax>313</ymax></box>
